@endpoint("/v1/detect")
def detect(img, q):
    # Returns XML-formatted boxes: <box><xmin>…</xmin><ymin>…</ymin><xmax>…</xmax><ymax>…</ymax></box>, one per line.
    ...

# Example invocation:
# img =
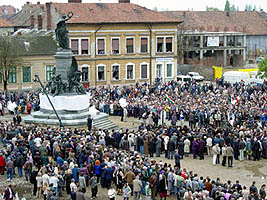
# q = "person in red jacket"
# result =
<box><xmin>26</xmin><ymin>102</ymin><xmax>32</xmax><ymax>114</ymax></box>
<box><xmin>0</xmin><ymin>153</ymin><xmax>6</xmax><ymax>175</ymax></box>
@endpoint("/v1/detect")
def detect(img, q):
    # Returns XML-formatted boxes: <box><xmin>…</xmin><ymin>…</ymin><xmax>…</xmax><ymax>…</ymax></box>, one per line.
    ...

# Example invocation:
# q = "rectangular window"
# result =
<box><xmin>97</xmin><ymin>39</ymin><xmax>105</xmax><ymax>55</ymax></box>
<box><xmin>166</xmin><ymin>63</ymin><xmax>173</xmax><ymax>78</ymax></box>
<box><xmin>46</xmin><ymin>65</ymin><xmax>55</xmax><ymax>82</ymax></box>
<box><xmin>8</xmin><ymin>67</ymin><xmax>16</xmax><ymax>83</ymax></box>
<box><xmin>156</xmin><ymin>64</ymin><xmax>162</xmax><ymax>78</ymax></box>
<box><xmin>157</xmin><ymin>37</ymin><xmax>164</xmax><ymax>53</ymax></box>
<box><xmin>111</xmin><ymin>38</ymin><xmax>120</xmax><ymax>54</ymax></box>
<box><xmin>81</xmin><ymin>39</ymin><xmax>89</xmax><ymax>55</ymax></box>
<box><xmin>112</xmin><ymin>65</ymin><xmax>120</xmax><ymax>80</ymax></box>
<box><xmin>23</xmin><ymin>66</ymin><xmax>31</xmax><ymax>83</ymax></box>
<box><xmin>140</xmin><ymin>64</ymin><xmax>148</xmax><ymax>79</ymax></box>
<box><xmin>126</xmin><ymin>65</ymin><xmax>134</xmax><ymax>80</ymax></box>
<box><xmin>97</xmin><ymin>66</ymin><xmax>105</xmax><ymax>81</ymax></box>
<box><xmin>126</xmin><ymin>38</ymin><xmax>134</xmax><ymax>54</ymax></box>
<box><xmin>81</xmin><ymin>67</ymin><xmax>89</xmax><ymax>82</ymax></box>
<box><xmin>71</xmin><ymin>39</ymin><xmax>79</xmax><ymax>55</ymax></box>
<box><xmin>141</xmin><ymin>38</ymin><xmax>148</xmax><ymax>53</ymax></box>
<box><xmin>166</xmin><ymin>37</ymin><xmax>173</xmax><ymax>52</ymax></box>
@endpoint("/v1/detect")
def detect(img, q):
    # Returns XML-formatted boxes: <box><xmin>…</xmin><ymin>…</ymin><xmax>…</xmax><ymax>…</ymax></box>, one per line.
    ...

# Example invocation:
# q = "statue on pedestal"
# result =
<box><xmin>43</xmin><ymin>12</ymin><xmax>87</xmax><ymax>96</ymax></box>
<box><xmin>55</xmin><ymin>12</ymin><xmax>73</xmax><ymax>50</ymax></box>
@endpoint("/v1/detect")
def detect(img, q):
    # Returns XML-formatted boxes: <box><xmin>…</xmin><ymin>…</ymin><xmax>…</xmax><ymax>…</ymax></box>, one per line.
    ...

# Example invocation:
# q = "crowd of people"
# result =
<box><xmin>0</xmin><ymin>79</ymin><xmax>266</xmax><ymax>200</ymax></box>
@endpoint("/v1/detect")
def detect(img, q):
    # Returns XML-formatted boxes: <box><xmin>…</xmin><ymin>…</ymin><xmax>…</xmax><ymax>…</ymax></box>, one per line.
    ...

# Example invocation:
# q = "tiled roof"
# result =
<box><xmin>53</xmin><ymin>3</ymin><xmax>181</xmax><ymax>24</ymax></box>
<box><xmin>162</xmin><ymin>11</ymin><xmax>267</xmax><ymax>35</ymax></box>
<box><xmin>8</xmin><ymin>4</ymin><xmax>45</xmax><ymax>27</ymax></box>
<box><xmin>0</xmin><ymin>5</ymin><xmax>16</xmax><ymax>16</ymax></box>
<box><xmin>0</xmin><ymin>17</ymin><xmax>12</xmax><ymax>27</ymax></box>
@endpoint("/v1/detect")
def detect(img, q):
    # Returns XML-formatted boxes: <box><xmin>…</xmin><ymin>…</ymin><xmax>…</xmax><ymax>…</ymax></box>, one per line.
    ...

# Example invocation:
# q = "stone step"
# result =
<box><xmin>31</xmin><ymin>111</ymin><xmax>91</xmax><ymax>120</ymax></box>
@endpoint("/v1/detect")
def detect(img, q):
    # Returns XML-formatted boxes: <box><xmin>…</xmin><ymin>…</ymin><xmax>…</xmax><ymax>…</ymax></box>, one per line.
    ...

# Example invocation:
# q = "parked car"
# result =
<box><xmin>250</xmin><ymin>71</ymin><xmax>266</xmax><ymax>84</ymax></box>
<box><xmin>176</xmin><ymin>75</ymin><xmax>193</xmax><ymax>82</ymax></box>
<box><xmin>187</xmin><ymin>72</ymin><xmax>204</xmax><ymax>81</ymax></box>
<box><xmin>256</xmin><ymin>56</ymin><xmax>264</xmax><ymax>64</ymax></box>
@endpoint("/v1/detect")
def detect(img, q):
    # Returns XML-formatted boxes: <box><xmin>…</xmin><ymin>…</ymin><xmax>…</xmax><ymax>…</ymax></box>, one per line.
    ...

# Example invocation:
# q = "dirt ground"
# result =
<box><xmin>0</xmin><ymin>115</ymin><xmax>266</xmax><ymax>199</ymax></box>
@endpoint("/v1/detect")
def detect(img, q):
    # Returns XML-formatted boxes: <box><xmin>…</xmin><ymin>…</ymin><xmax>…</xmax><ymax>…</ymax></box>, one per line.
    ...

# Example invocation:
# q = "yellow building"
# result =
<box><xmin>54</xmin><ymin>1</ymin><xmax>181</xmax><ymax>86</ymax></box>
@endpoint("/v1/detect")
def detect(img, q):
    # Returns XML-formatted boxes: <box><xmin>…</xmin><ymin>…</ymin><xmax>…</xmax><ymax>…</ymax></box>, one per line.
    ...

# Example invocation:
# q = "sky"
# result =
<box><xmin>1</xmin><ymin>0</ymin><xmax>267</xmax><ymax>11</ymax></box>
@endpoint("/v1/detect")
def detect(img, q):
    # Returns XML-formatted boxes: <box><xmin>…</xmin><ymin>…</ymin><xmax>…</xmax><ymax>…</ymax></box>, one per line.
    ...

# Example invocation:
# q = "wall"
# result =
<box><xmin>177</xmin><ymin>64</ymin><xmax>214</xmax><ymax>81</ymax></box>
<box><xmin>68</xmin><ymin>23</ymin><xmax>179</xmax><ymax>85</ymax></box>
<box><xmin>247</xmin><ymin>35</ymin><xmax>267</xmax><ymax>55</ymax></box>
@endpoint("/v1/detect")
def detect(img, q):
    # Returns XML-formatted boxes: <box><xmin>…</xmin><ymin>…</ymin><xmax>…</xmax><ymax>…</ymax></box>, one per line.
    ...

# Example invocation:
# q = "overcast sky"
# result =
<box><xmin>1</xmin><ymin>0</ymin><xmax>266</xmax><ymax>11</ymax></box>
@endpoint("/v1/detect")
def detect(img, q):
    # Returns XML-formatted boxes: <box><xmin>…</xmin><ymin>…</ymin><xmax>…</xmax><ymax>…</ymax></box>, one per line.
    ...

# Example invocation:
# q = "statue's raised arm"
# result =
<box><xmin>55</xmin><ymin>12</ymin><xmax>73</xmax><ymax>50</ymax></box>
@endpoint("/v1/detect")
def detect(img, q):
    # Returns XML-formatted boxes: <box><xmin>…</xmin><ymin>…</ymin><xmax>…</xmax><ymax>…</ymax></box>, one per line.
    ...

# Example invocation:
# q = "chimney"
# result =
<box><xmin>68</xmin><ymin>0</ymin><xmax>82</xmax><ymax>2</ymax></box>
<box><xmin>38</xmin><ymin>15</ymin><xmax>42</xmax><ymax>30</ymax></box>
<box><xmin>46</xmin><ymin>3</ymin><xmax>51</xmax><ymax>31</ymax></box>
<box><xmin>30</xmin><ymin>15</ymin><xmax>34</xmax><ymax>29</ymax></box>
<box><xmin>119</xmin><ymin>0</ymin><xmax>130</xmax><ymax>3</ymax></box>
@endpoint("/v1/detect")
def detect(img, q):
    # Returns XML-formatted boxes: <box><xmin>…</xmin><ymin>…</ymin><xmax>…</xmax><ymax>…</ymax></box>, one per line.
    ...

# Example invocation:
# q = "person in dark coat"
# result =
<box><xmin>87</xmin><ymin>115</ymin><xmax>93</xmax><ymax>131</ymax></box>
<box><xmin>178</xmin><ymin>139</ymin><xmax>184</xmax><ymax>159</ymax></box>
<box><xmin>15</xmin><ymin>152</ymin><xmax>24</xmax><ymax>177</ymax></box>
<box><xmin>198</xmin><ymin>138</ymin><xmax>205</xmax><ymax>160</ymax></box>
<box><xmin>103</xmin><ymin>165</ymin><xmax>114</xmax><ymax>188</ymax></box>
<box><xmin>252</xmin><ymin>138</ymin><xmax>260</xmax><ymax>161</ymax></box>
<box><xmin>174</xmin><ymin>150</ymin><xmax>181</xmax><ymax>170</ymax></box>
<box><xmin>31</xmin><ymin>166</ymin><xmax>38</xmax><ymax>196</ymax></box>
<box><xmin>167</xmin><ymin>140</ymin><xmax>175</xmax><ymax>160</ymax></box>
<box><xmin>4</xmin><ymin>184</ymin><xmax>15</xmax><ymax>200</ymax></box>
<box><xmin>159</xmin><ymin>174</ymin><xmax>167</xmax><ymax>200</ymax></box>
<box><xmin>192</xmin><ymin>138</ymin><xmax>199</xmax><ymax>159</ymax></box>
<box><xmin>233</xmin><ymin>138</ymin><xmax>239</xmax><ymax>160</ymax></box>
<box><xmin>148</xmin><ymin>138</ymin><xmax>155</xmax><ymax>157</ymax></box>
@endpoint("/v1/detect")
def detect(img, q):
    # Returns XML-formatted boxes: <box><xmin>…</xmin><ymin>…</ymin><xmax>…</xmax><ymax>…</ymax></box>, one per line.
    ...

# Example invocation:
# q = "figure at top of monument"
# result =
<box><xmin>55</xmin><ymin>12</ymin><xmax>73</xmax><ymax>50</ymax></box>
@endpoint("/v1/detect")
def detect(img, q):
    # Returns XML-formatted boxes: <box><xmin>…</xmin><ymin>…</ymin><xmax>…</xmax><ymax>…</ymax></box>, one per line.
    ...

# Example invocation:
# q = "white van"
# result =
<box><xmin>250</xmin><ymin>71</ymin><xmax>265</xmax><ymax>84</ymax></box>
<box><xmin>223</xmin><ymin>71</ymin><xmax>251</xmax><ymax>84</ymax></box>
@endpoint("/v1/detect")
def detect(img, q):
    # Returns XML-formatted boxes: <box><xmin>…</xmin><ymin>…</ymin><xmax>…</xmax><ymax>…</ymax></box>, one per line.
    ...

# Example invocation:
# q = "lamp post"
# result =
<box><xmin>33</xmin><ymin>74</ymin><xmax>63</xmax><ymax>128</ymax></box>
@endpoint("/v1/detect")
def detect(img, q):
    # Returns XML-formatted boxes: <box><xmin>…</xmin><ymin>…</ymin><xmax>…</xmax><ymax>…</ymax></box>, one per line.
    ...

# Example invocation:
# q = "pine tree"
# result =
<box><xmin>224</xmin><ymin>0</ymin><xmax>231</xmax><ymax>11</ymax></box>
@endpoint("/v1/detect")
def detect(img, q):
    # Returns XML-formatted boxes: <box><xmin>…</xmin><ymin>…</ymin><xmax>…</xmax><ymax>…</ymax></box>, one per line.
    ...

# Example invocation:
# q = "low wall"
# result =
<box><xmin>177</xmin><ymin>64</ymin><xmax>214</xmax><ymax>81</ymax></box>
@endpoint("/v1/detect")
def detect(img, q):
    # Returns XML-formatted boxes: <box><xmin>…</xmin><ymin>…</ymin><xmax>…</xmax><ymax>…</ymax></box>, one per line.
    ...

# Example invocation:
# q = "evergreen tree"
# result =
<box><xmin>224</xmin><ymin>0</ymin><xmax>231</xmax><ymax>11</ymax></box>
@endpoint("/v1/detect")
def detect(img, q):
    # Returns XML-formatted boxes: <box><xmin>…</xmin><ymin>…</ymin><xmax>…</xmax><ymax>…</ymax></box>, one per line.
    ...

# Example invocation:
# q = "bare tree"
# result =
<box><xmin>177</xmin><ymin>22</ymin><xmax>186</xmax><ymax>64</ymax></box>
<box><xmin>0</xmin><ymin>35</ymin><xmax>22</xmax><ymax>92</ymax></box>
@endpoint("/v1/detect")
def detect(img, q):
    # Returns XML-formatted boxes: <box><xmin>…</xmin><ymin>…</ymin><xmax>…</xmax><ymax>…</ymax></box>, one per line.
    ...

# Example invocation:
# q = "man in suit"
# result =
<box><xmin>87</xmin><ymin>115</ymin><xmax>93</xmax><ymax>131</ymax></box>
<box><xmin>4</xmin><ymin>184</ymin><xmax>15</xmax><ymax>200</ymax></box>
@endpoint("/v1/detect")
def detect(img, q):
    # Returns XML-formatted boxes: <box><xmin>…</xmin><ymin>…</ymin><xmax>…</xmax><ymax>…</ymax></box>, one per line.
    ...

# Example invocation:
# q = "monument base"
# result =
<box><xmin>23</xmin><ymin>94</ymin><xmax>117</xmax><ymax>129</ymax></box>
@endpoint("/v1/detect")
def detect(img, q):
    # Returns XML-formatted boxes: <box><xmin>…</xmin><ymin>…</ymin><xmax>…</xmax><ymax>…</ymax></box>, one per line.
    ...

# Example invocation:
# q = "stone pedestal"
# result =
<box><xmin>54</xmin><ymin>50</ymin><xmax>73</xmax><ymax>83</ymax></box>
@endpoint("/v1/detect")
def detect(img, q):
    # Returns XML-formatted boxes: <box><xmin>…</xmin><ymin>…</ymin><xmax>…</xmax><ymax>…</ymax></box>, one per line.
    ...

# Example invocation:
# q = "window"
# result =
<box><xmin>23</xmin><ymin>66</ymin><xmax>31</xmax><ymax>83</ymax></box>
<box><xmin>112</xmin><ymin>64</ymin><xmax>120</xmax><ymax>80</ymax></box>
<box><xmin>97</xmin><ymin>38</ymin><xmax>105</xmax><ymax>55</ymax></box>
<box><xmin>140</xmin><ymin>37</ymin><xmax>148</xmax><ymax>53</ymax></box>
<box><xmin>126</xmin><ymin>38</ymin><xmax>134</xmax><ymax>54</ymax></box>
<box><xmin>126</xmin><ymin>64</ymin><xmax>134</xmax><ymax>80</ymax></box>
<box><xmin>140</xmin><ymin>63</ymin><xmax>148</xmax><ymax>79</ymax></box>
<box><xmin>111</xmin><ymin>38</ymin><xmax>120</xmax><ymax>54</ymax></box>
<box><xmin>166</xmin><ymin>37</ymin><xmax>173</xmax><ymax>52</ymax></box>
<box><xmin>81</xmin><ymin>39</ymin><xmax>89</xmax><ymax>55</ymax></box>
<box><xmin>8</xmin><ymin>67</ymin><xmax>16</xmax><ymax>83</ymax></box>
<box><xmin>71</xmin><ymin>39</ymin><xmax>79</xmax><ymax>55</ymax></box>
<box><xmin>166</xmin><ymin>63</ymin><xmax>173</xmax><ymax>78</ymax></box>
<box><xmin>156</xmin><ymin>64</ymin><xmax>162</xmax><ymax>78</ymax></box>
<box><xmin>46</xmin><ymin>65</ymin><xmax>55</xmax><ymax>82</ymax></box>
<box><xmin>157</xmin><ymin>37</ymin><xmax>164</xmax><ymax>53</ymax></box>
<box><xmin>97</xmin><ymin>65</ymin><xmax>105</xmax><ymax>81</ymax></box>
<box><xmin>81</xmin><ymin>67</ymin><xmax>89</xmax><ymax>82</ymax></box>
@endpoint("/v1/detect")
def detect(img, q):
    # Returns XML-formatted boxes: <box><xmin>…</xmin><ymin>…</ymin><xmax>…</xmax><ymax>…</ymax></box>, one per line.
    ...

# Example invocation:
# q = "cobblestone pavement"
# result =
<box><xmin>0</xmin><ymin>114</ymin><xmax>266</xmax><ymax>199</ymax></box>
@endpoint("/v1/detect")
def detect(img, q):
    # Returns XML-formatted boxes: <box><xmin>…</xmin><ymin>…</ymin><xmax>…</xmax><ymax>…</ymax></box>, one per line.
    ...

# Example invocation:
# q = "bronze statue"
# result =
<box><xmin>55</xmin><ymin>12</ymin><xmax>73</xmax><ymax>50</ymax></box>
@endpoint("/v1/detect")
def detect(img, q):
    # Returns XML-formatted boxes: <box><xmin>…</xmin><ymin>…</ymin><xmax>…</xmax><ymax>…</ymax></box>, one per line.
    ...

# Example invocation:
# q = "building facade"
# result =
<box><xmin>0</xmin><ymin>1</ymin><xmax>181</xmax><ymax>90</ymax></box>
